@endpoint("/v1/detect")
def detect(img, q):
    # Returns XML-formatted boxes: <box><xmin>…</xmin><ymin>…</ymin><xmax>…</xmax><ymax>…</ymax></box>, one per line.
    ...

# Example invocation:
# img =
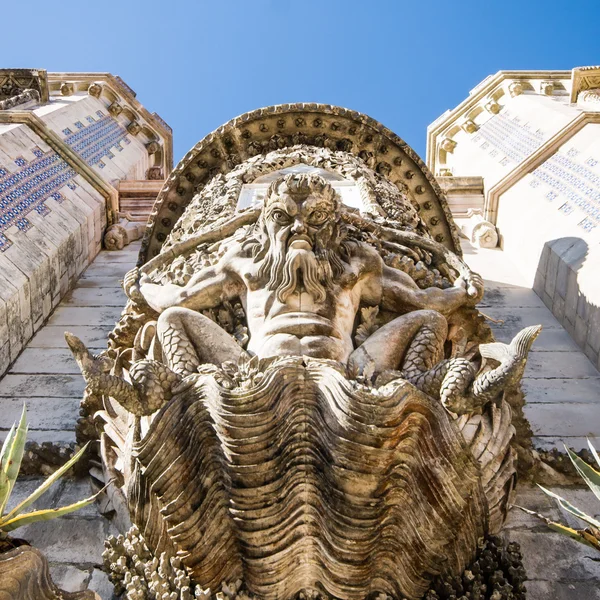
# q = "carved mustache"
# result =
<box><xmin>287</xmin><ymin>234</ymin><xmax>313</xmax><ymax>249</ymax></box>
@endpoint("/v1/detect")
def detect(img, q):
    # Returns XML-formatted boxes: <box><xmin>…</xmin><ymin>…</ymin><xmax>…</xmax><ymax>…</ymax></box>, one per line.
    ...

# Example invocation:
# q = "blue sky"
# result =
<box><xmin>3</xmin><ymin>0</ymin><xmax>599</xmax><ymax>163</ymax></box>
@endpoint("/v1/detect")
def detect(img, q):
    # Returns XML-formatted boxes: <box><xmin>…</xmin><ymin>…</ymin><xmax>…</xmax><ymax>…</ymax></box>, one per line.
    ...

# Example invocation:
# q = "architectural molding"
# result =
<box><xmin>484</xmin><ymin>111</ymin><xmax>600</xmax><ymax>223</ymax></box>
<box><xmin>570</xmin><ymin>65</ymin><xmax>600</xmax><ymax>102</ymax></box>
<box><xmin>139</xmin><ymin>103</ymin><xmax>462</xmax><ymax>263</ymax></box>
<box><xmin>426</xmin><ymin>69</ymin><xmax>571</xmax><ymax>172</ymax></box>
<box><xmin>46</xmin><ymin>72</ymin><xmax>173</xmax><ymax>172</ymax></box>
<box><xmin>0</xmin><ymin>68</ymin><xmax>49</xmax><ymax>103</ymax></box>
<box><xmin>0</xmin><ymin>110</ymin><xmax>119</xmax><ymax>222</ymax></box>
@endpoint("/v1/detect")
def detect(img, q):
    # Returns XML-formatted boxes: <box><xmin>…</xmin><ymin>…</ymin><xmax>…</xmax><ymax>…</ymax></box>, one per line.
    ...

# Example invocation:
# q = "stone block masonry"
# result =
<box><xmin>0</xmin><ymin>69</ymin><xmax>173</xmax><ymax>378</ymax></box>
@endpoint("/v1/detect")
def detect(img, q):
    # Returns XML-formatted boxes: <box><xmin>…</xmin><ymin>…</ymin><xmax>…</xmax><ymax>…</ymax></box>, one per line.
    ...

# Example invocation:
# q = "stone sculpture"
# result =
<box><xmin>67</xmin><ymin>106</ymin><xmax>540</xmax><ymax>600</ymax></box>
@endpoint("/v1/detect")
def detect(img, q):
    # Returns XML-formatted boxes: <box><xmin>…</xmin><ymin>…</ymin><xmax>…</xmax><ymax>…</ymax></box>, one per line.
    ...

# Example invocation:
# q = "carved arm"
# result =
<box><xmin>380</xmin><ymin>265</ymin><xmax>482</xmax><ymax>315</ymax></box>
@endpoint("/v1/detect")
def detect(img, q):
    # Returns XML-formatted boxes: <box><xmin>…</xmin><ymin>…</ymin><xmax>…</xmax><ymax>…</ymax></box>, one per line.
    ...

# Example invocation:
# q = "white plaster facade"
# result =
<box><xmin>427</xmin><ymin>66</ymin><xmax>600</xmax><ymax>368</ymax></box>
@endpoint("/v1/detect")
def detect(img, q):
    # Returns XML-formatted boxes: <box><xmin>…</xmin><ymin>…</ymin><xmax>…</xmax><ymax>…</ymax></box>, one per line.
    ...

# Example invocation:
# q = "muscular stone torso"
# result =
<box><xmin>235</xmin><ymin>249</ymin><xmax>372</xmax><ymax>361</ymax></box>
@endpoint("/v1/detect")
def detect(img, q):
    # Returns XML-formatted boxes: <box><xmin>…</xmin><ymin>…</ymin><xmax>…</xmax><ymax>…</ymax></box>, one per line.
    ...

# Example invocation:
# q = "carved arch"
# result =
<box><xmin>139</xmin><ymin>104</ymin><xmax>461</xmax><ymax>262</ymax></box>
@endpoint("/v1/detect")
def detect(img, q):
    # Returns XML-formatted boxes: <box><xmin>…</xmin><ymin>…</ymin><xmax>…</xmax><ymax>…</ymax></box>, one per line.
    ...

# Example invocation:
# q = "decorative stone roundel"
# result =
<box><xmin>138</xmin><ymin>103</ymin><xmax>462</xmax><ymax>264</ymax></box>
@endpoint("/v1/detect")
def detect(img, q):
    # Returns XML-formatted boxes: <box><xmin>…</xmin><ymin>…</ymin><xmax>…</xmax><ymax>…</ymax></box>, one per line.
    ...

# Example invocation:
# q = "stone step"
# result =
<box><xmin>11</xmin><ymin>348</ymin><xmax>82</xmax><ymax>375</ymax></box>
<box><xmin>63</xmin><ymin>287</ymin><xmax>126</xmax><ymax>307</ymax></box>
<box><xmin>28</xmin><ymin>325</ymin><xmax>113</xmax><ymax>349</ymax></box>
<box><xmin>47</xmin><ymin>306</ymin><xmax>123</xmax><ymax>327</ymax></box>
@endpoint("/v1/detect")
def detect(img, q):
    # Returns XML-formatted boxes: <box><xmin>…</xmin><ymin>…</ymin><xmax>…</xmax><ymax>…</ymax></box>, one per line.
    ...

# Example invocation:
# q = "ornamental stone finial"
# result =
<box><xmin>127</xmin><ymin>120</ymin><xmax>141</xmax><ymax>136</ymax></box>
<box><xmin>147</xmin><ymin>166</ymin><xmax>163</xmax><ymax>180</ymax></box>
<box><xmin>108</xmin><ymin>101</ymin><xmax>123</xmax><ymax>117</ymax></box>
<box><xmin>146</xmin><ymin>141</ymin><xmax>160</xmax><ymax>155</ymax></box>
<box><xmin>88</xmin><ymin>82</ymin><xmax>103</xmax><ymax>98</ymax></box>
<box><xmin>60</xmin><ymin>82</ymin><xmax>74</xmax><ymax>96</ymax></box>
<box><xmin>441</xmin><ymin>138</ymin><xmax>457</xmax><ymax>153</ymax></box>
<box><xmin>508</xmin><ymin>81</ymin><xmax>523</xmax><ymax>97</ymax></box>
<box><xmin>461</xmin><ymin>119</ymin><xmax>478</xmax><ymax>133</ymax></box>
<box><xmin>485</xmin><ymin>100</ymin><xmax>501</xmax><ymax>114</ymax></box>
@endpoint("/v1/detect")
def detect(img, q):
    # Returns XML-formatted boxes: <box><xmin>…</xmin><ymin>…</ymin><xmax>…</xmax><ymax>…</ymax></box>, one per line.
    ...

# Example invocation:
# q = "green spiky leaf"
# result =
<box><xmin>1</xmin><ymin>442</ymin><xmax>90</xmax><ymax>523</ymax></box>
<box><xmin>0</xmin><ymin>423</ymin><xmax>16</xmax><ymax>468</ymax></box>
<box><xmin>514</xmin><ymin>504</ymin><xmax>600</xmax><ymax>551</ymax></box>
<box><xmin>0</xmin><ymin>406</ymin><xmax>28</xmax><ymax>515</ymax></box>
<box><xmin>538</xmin><ymin>484</ymin><xmax>600</xmax><ymax>529</ymax></box>
<box><xmin>0</xmin><ymin>492</ymin><xmax>100</xmax><ymax>533</ymax></box>
<box><xmin>0</xmin><ymin>423</ymin><xmax>16</xmax><ymax>512</ymax></box>
<box><xmin>565</xmin><ymin>444</ymin><xmax>600</xmax><ymax>503</ymax></box>
<box><xmin>588</xmin><ymin>439</ymin><xmax>600</xmax><ymax>471</ymax></box>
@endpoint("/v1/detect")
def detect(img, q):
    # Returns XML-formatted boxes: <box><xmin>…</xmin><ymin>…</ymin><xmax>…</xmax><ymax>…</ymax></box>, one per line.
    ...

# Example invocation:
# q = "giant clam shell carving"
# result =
<box><xmin>129</xmin><ymin>359</ymin><xmax>486</xmax><ymax>599</ymax></box>
<box><xmin>69</xmin><ymin>106</ymin><xmax>540</xmax><ymax>599</ymax></box>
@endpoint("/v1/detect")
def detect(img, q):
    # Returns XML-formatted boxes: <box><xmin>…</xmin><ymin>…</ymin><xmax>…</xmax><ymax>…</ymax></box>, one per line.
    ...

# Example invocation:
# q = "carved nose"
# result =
<box><xmin>291</xmin><ymin>219</ymin><xmax>306</xmax><ymax>234</ymax></box>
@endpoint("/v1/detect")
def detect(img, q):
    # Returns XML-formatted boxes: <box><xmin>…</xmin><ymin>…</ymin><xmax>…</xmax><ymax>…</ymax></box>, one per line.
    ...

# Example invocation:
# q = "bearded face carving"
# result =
<box><xmin>249</xmin><ymin>173</ymin><xmax>346</xmax><ymax>304</ymax></box>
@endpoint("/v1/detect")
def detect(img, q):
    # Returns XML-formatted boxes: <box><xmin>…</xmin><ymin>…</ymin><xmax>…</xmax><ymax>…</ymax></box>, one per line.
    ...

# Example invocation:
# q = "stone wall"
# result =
<box><xmin>0</xmin><ymin>121</ymin><xmax>106</xmax><ymax>375</ymax></box>
<box><xmin>495</xmin><ymin>121</ymin><xmax>600</xmax><ymax>367</ymax></box>
<box><xmin>533</xmin><ymin>237</ymin><xmax>600</xmax><ymax>370</ymax></box>
<box><xmin>0</xmin><ymin>69</ymin><xmax>173</xmax><ymax>378</ymax></box>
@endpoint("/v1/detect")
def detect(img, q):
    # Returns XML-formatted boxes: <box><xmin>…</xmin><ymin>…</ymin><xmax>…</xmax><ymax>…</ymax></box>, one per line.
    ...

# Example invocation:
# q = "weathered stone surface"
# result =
<box><xmin>67</xmin><ymin>135</ymin><xmax>540</xmax><ymax>598</ymax></box>
<box><xmin>11</xmin><ymin>348</ymin><xmax>81</xmax><ymax>374</ymax></box>
<box><xmin>17</xmin><ymin>517</ymin><xmax>107</xmax><ymax>565</ymax></box>
<box><xmin>47</xmin><ymin>306</ymin><xmax>123</xmax><ymax>327</ymax></box>
<box><xmin>87</xmin><ymin>569</ymin><xmax>115</xmax><ymax>599</ymax></box>
<box><xmin>0</xmin><ymin>546</ymin><xmax>98</xmax><ymax>600</ymax></box>
<box><xmin>29</xmin><ymin>326</ymin><xmax>114</xmax><ymax>349</ymax></box>
<box><xmin>47</xmin><ymin>564</ymin><xmax>90</xmax><ymax>593</ymax></box>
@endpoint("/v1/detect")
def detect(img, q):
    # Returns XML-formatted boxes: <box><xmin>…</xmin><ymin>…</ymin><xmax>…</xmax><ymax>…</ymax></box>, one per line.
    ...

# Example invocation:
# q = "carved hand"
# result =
<box><xmin>457</xmin><ymin>272</ymin><xmax>484</xmax><ymax>305</ymax></box>
<box><xmin>123</xmin><ymin>267</ymin><xmax>148</xmax><ymax>305</ymax></box>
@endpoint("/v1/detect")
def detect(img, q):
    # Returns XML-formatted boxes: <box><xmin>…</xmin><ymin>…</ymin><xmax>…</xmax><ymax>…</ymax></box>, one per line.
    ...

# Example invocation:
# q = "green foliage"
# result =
<box><xmin>515</xmin><ymin>440</ymin><xmax>600</xmax><ymax>552</ymax></box>
<box><xmin>0</xmin><ymin>405</ymin><xmax>100</xmax><ymax>540</ymax></box>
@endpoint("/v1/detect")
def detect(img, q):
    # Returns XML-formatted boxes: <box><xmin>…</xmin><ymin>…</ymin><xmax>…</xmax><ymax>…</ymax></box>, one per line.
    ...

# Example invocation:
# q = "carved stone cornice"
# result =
<box><xmin>578</xmin><ymin>89</ymin><xmax>600</xmax><ymax>105</ymax></box>
<box><xmin>47</xmin><ymin>72</ymin><xmax>173</xmax><ymax>171</ymax></box>
<box><xmin>570</xmin><ymin>65</ymin><xmax>600</xmax><ymax>102</ymax></box>
<box><xmin>139</xmin><ymin>103</ymin><xmax>462</xmax><ymax>263</ymax></box>
<box><xmin>0</xmin><ymin>68</ymin><xmax>49</xmax><ymax>102</ymax></box>
<box><xmin>0</xmin><ymin>89</ymin><xmax>40</xmax><ymax>111</ymax></box>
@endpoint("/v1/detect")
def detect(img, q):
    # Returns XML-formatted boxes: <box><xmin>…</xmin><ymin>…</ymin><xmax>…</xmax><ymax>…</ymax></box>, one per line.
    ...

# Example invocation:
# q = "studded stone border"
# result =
<box><xmin>138</xmin><ymin>103</ymin><xmax>461</xmax><ymax>264</ymax></box>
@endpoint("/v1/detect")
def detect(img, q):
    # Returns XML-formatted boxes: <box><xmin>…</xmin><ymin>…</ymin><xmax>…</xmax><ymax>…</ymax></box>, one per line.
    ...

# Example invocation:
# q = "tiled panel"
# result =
<box><xmin>471</xmin><ymin>110</ymin><xmax>546</xmax><ymax>165</ymax></box>
<box><xmin>471</xmin><ymin>109</ymin><xmax>599</xmax><ymax>234</ymax></box>
<box><xmin>0</xmin><ymin>152</ymin><xmax>77</xmax><ymax>251</ymax></box>
<box><xmin>63</xmin><ymin>112</ymin><xmax>129</xmax><ymax>168</ymax></box>
<box><xmin>530</xmin><ymin>150</ymin><xmax>600</xmax><ymax>234</ymax></box>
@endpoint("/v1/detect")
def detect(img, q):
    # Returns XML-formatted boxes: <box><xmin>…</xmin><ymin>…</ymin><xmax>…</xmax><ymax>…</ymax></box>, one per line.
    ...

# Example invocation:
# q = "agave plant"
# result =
<box><xmin>516</xmin><ymin>440</ymin><xmax>600</xmax><ymax>551</ymax></box>
<box><xmin>0</xmin><ymin>405</ymin><xmax>100</xmax><ymax>543</ymax></box>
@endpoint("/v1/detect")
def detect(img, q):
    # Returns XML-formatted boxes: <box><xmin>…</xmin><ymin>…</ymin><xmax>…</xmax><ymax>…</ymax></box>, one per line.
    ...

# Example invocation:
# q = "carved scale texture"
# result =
<box><xmin>129</xmin><ymin>360</ymin><xmax>487</xmax><ymax>600</ymax></box>
<box><xmin>0</xmin><ymin>547</ymin><xmax>98</xmax><ymax>600</ymax></box>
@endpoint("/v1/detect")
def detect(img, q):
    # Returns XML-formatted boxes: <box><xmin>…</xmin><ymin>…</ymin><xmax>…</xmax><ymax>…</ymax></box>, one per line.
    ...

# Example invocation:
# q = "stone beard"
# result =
<box><xmin>245</xmin><ymin>177</ymin><xmax>349</xmax><ymax>304</ymax></box>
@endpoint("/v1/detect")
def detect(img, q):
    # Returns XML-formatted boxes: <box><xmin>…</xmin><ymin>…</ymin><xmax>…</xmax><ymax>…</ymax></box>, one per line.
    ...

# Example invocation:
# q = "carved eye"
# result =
<box><xmin>309</xmin><ymin>210</ymin><xmax>328</xmax><ymax>225</ymax></box>
<box><xmin>271</xmin><ymin>209</ymin><xmax>290</xmax><ymax>223</ymax></box>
